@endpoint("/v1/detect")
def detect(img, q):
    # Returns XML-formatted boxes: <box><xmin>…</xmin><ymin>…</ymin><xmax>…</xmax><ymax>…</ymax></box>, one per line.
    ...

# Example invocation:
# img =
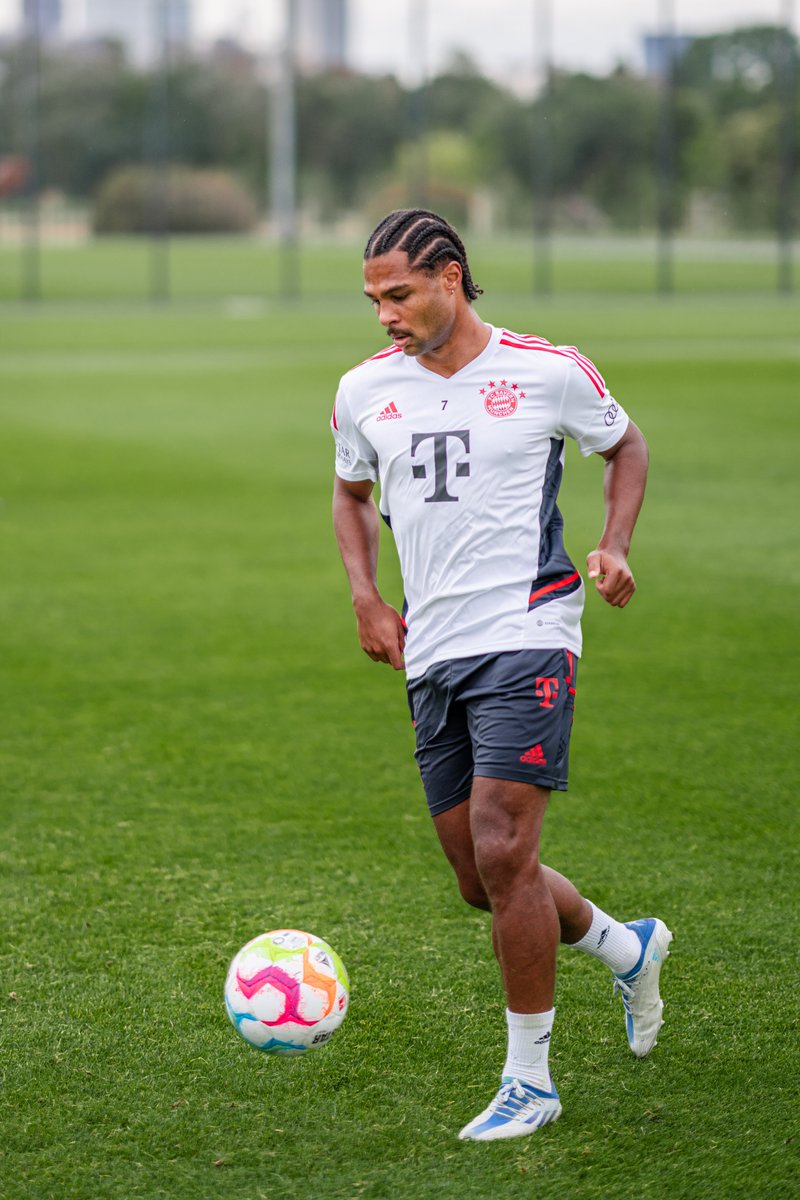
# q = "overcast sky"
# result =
<box><xmin>0</xmin><ymin>1</ymin><xmax>791</xmax><ymax>79</ymax></box>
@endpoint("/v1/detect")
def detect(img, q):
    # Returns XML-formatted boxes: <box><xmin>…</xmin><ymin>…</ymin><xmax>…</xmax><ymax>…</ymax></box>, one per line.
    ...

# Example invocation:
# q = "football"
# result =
<box><xmin>224</xmin><ymin>928</ymin><xmax>350</xmax><ymax>1055</ymax></box>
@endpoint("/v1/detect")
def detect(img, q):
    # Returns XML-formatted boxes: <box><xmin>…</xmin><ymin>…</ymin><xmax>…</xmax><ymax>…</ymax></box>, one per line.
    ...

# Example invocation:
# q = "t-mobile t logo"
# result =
<box><xmin>410</xmin><ymin>431</ymin><xmax>471</xmax><ymax>503</ymax></box>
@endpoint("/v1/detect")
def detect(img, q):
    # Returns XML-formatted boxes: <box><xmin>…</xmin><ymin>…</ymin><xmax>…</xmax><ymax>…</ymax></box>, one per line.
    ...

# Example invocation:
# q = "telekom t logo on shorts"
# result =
<box><xmin>411</xmin><ymin>431</ymin><xmax>471</xmax><ymax>503</ymax></box>
<box><xmin>536</xmin><ymin>677</ymin><xmax>560</xmax><ymax>708</ymax></box>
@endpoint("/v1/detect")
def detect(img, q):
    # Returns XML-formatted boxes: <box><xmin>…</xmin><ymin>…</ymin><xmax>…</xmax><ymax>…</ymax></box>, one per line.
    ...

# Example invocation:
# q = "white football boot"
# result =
<box><xmin>613</xmin><ymin>917</ymin><xmax>674</xmax><ymax>1057</ymax></box>
<box><xmin>458</xmin><ymin>1077</ymin><xmax>562</xmax><ymax>1141</ymax></box>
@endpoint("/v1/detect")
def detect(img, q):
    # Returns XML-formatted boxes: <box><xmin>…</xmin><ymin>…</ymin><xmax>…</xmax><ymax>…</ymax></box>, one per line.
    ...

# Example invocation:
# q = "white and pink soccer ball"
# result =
<box><xmin>224</xmin><ymin>929</ymin><xmax>349</xmax><ymax>1056</ymax></box>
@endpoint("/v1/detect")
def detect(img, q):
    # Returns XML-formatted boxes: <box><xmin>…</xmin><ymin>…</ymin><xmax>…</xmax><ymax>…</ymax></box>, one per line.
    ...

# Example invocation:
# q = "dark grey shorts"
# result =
<box><xmin>406</xmin><ymin>648</ymin><xmax>578</xmax><ymax>817</ymax></box>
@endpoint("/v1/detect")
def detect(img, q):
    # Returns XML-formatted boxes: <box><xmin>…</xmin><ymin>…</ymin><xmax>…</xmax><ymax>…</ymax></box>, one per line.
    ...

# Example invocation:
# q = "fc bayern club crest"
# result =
<box><xmin>480</xmin><ymin>379</ymin><xmax>525</xmax><ymax>418</ymax></box>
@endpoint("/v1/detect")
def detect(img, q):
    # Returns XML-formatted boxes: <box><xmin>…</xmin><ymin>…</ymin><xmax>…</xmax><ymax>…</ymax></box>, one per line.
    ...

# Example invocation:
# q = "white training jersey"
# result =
<box><xmin>332</xmin><ymin>323</ymin><xmax>628</xmax><ymax>680</ymax></box>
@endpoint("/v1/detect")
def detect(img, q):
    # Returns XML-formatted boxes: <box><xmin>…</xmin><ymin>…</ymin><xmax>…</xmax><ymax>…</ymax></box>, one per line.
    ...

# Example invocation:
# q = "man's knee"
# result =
<box><xmin>457</xmin><ymin>872</ymin><xmax>491</xmax><ymax>911</ymax></box>
<box><xmin>433</xmin><ymin>799</ymin><xmax>491</xmax><ymax>910</ymax></box>
<box><xmin>444</xmin><ymin>851</ymin><xmax>491</xmax><ymax>910</ymax></box>
<box><xmin>473</xmin><ymin>825</ymin><xmax>537</xmax><ymax>896</ymax></box>
<box><xmin>470</xmin><ymin>778</ymin><xmax>548</xmax><ymax>897</ymax></box>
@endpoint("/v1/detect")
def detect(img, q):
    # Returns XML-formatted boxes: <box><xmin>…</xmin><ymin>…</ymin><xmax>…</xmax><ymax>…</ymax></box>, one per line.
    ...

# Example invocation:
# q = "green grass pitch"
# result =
<box><xmin>0</xmin><ymin>241</ymin><xmax>798</xmax><ymax>1199</ymax></box>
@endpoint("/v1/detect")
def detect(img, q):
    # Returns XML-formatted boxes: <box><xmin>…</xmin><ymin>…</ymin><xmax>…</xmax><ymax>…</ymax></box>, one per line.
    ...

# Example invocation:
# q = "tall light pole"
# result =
<box><xmin>408</xmin><ymin>0</ymin><xmax>429</xmax><ymax>206</ymax></box>
<box><xmin>270</xmin><ymin>0</ymin><xmax>298</xmax><ymax>299</ymax></box>
<box><xmin>148</xmin><ymin>0</ymin><xmax>171</xmax><ymax>304</ymax></box>
<box><xmin>22</xmin><ymin>0</ymin><xmax>43</xmax><ymax>302</ymax></box>
<box><xmin>532</xmin><ymin>0</ymin><xmax>553</xmax><ymax>297</ymax></box>
<box><xmin>656</xmin><ymin>0</ymin><xmax>677</xmax><ymax>296</ymax></box>
<box><xmin>777</xmin><ymin>0</ymin><xmax>797</xmax><ymax>294</ymax></box>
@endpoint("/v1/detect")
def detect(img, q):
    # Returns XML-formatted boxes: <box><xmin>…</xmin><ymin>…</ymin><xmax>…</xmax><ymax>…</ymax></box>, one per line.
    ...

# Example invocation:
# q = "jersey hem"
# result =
<box><xmin>405</xmin><ymin>637</ymin><xmax>583</xmax><ymax>681</ymax></box>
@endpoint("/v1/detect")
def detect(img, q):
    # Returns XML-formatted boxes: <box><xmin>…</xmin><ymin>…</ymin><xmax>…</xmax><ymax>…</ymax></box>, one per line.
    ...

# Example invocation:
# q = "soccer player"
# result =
<box><xmin>331</xmin><ymin>209</ymin><xmax>672</xmax><ymax>1142</ymax></box>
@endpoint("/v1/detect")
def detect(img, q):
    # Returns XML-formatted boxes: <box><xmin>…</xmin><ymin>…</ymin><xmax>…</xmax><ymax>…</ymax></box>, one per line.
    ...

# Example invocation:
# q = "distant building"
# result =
<box><xmin>208</xmin><ymin>37</ymin><xmax>260</xmax><ymax>80</ymax></box>
<box><xmin>296</xmin><ymin>0</ymin><xmax>348</xmax><ymax>73</ymax></box>
<box><xmin>23</xmin><ymin>0</ymin><xmax>63</xmax><ymax>40</ymax></box>
<box><xmin>84</xmin><ymin>0</ymin><xmax>191</xmax><ymax>65</ymax></box>
<box><xmin>643</xmin><ymin>33</ymin><xmax>694</xmax><ymax>78</ymax></box>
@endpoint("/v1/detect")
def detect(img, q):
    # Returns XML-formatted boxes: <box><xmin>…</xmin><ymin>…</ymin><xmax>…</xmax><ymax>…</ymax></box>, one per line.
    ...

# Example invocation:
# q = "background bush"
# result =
<box><xmin>92</xmin><ymin>165</ymin><xmax>259</xmax><ymax>235</ymax></box>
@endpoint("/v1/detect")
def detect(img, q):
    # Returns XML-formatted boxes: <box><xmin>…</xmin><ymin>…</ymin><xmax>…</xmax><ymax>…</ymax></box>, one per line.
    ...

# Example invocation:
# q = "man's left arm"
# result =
<box><xmin>587</xmin><ymin>420</ymin><xmax>649</xmax><ymax>609</ymax></box>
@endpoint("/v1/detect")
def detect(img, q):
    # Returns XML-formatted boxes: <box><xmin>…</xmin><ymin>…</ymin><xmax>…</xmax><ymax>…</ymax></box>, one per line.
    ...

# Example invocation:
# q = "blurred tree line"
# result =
<box><xmin>0</xmin><ymin>23</ymin><xmax>796</xmax><ymax>233</ymax></box>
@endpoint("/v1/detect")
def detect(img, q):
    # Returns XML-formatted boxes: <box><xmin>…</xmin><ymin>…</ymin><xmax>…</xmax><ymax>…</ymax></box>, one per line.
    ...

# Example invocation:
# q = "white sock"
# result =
<box><xmin>571</xmin><ymin>902</ymin><xmax>641</xmax><ymax>975</ymax></box>
<box><xmin>502</xmin><ymin>1008</ymin><xmax>554</xmax><ymax>1090</ymax></box>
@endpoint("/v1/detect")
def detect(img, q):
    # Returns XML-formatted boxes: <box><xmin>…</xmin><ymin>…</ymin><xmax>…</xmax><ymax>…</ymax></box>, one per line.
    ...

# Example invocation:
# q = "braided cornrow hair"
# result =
<box><xmin>364</xmin><ymin>209</ymin><xmax>484</xmax><ymax>301</ymax></box>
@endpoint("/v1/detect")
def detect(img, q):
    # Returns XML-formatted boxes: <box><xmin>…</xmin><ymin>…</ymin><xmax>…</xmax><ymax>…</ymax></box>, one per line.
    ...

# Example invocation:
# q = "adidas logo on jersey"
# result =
<box><xmin>376</xmin><ymin>401</ymin><xmax>403</xmax><ymax>422</ymax></box>
<box><xmin>520</xmin><ymin>744</ymin><xmax>547</xmax><ymax>765</ymax></box>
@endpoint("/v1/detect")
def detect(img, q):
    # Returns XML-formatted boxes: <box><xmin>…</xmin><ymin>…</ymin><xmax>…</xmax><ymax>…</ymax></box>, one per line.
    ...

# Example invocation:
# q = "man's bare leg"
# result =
<box><xmin>452</xmin><ymin>777</ymin><xmax>563</xmax><ymax>1140</ymax></box>
<box><xmin>434</xmin><ymin>788</ymin><xmax>673</xmax><ymax>1090</ymax></box>
<box><xmin>466</xmin><ymin>777</ymin><xmax>557</xmax><ymax>1012</ymax></box>
<box><xmin>433</xmin><ymin>790</ymin><xmax>592</xmax><ymax>949</ymax></box>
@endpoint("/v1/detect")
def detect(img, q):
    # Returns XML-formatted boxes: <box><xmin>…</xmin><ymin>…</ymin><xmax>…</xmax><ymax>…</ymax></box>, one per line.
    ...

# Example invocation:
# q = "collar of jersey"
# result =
<box><xmin>411</xmin><ymin>323</ymin><xmax>499</xmax><ymax>381</ymax></box>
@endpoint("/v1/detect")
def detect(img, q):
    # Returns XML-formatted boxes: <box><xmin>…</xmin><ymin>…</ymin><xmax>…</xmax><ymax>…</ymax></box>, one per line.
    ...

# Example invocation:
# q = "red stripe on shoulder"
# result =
<box><xmin>354</xmin><ymin>344</ymin><xmax>404</xmax><ymax>370</ymax></box>
<box><xmin>499</xmin><ymin>336</ymin><xmax>605</xmax><ymax>397</ymax></box>
<box><xmin>501</xmin><ymin>329</ymin><xmax>553</xmax><ymax>347</ymax></box>
<box><xmin>336</xmin><ymin>345</ymin><xmax>403</xmax><ymax>426</ymax></box>
<box><xmin>558</xmin><ymin>345</ymin><xmax>606</xmax><ymax>394</ymax></box>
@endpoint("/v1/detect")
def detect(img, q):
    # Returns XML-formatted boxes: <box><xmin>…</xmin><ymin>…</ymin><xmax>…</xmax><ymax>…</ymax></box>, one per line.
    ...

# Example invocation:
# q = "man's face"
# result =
<box><xmin>363</xmin><ymin>250</ymin><xmax>457</xmax><ymax>357</ymax></box>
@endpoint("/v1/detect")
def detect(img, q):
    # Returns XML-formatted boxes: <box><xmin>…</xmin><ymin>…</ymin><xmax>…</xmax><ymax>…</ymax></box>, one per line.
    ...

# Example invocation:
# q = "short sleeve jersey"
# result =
<box><xmin>332</xmin><ymin>324</ymin><xmax>628</xmax><ymax>680</ymax></box>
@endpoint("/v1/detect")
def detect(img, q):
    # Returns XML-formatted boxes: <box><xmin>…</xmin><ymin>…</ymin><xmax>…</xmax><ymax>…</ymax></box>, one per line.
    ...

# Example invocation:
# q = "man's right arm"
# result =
<box><xmin>332</xmin><ymin>475</ymin><xmax>406</xmax><ymax>670</ymax></box>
